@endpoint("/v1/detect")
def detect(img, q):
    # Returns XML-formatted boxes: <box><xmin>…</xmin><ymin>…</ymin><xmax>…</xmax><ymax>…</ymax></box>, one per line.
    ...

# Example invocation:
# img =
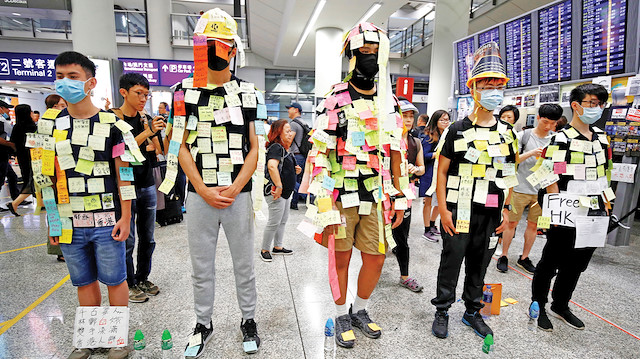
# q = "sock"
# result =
<box><xmin>430</xmin><ymin>221</ymin><xmax>436</xmax><ymax>229</ymax></box>
<box><xmin>352</xmin><ymin>296</ymin><xmax>368</xmax><ymax>313</ymax></box>
<box><xmin>425</xmin><ymin>226</ymin><xmax>430</xmax><ymax>233</ymax></box>
<box><xmin>335</xmin><ymin>303</ymin><xmax>348</xmax><ymax>317</ymax></box>
<box><xmin>204</xmin><ymin>322</ymin><xmax>212</xmax><ymax>329</ymax></box>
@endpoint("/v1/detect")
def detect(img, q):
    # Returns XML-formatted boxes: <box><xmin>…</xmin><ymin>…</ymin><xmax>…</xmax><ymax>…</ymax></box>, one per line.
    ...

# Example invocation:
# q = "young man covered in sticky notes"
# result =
<box><xmin>44</xmin><ymin>51</ymin><xmax>133</xmax><ymax>359</ymax></box>
<box><xmin>308</xmin><ymin>23</ymin><xmax>409</xmax><ymax>349</ymax></box>
<box><xmin>531</xmin><ymin>84</ymin><xmax>612</xmax><ymax>332</ymax></box>
<box><xmin>111</xmin><ymin>73</ymin><xmax>167</xmax><ymax>304</ymax></box>
<box><xmin>498</xmin><ymin>104</ymin><xmax>563</xmax><ymax>275</ymax></box>
<box><xmin>431</xmin><ymin>42</ymin><xmax>517</xmax><ymax>341</ymax></box>
<box><xmin>173</xmin><ymin>8</ymin><xmax>263</xmax><ymax>357</ymax></box>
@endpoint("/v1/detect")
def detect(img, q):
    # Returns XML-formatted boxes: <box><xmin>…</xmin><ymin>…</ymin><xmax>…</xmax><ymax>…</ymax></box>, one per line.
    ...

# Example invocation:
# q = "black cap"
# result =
<box><xmin>285</xmin><ymin>102</ymin><xmax>302</xmax><ymax>113</ymax></box>
<box><xmin>0</xmin><ymin>100</ymin><xmax>14</xmax><ymax>109</ymax></box>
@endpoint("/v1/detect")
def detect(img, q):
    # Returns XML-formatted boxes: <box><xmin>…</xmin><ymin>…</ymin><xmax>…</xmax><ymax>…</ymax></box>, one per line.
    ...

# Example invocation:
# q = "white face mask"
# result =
<box><xmin>577</xmin><ymin>104</ymin><xmax>603</xmax><ymax>125</ymax></box>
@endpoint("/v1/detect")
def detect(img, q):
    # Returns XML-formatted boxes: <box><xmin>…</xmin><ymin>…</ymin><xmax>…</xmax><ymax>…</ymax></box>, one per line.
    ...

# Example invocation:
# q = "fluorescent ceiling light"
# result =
<box><xmin>355</xmin><ymin>2</ymin><xmax>382</xmax><ymax>26</ymax></box>
<box><xmin>12</xmin><ymin>12</ymin><xmax>20</xmax><ymax>16</ymax></box>
<box><xmin>293</xmin><ymin>0</ymin><xmax>326</xmax><ymax>57</ymax></box>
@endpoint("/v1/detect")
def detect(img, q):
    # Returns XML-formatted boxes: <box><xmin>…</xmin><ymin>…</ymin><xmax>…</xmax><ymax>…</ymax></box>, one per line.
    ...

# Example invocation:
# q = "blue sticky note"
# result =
<box><xmin>322</xmin><ymin>175</ymin><xmax>336</xmax><ymax>191</ymax></box>
<box><xmin>184</xmin><ymin>346</ymin><xmax>199</xmax><ymax>357</ymax></box>
<box><xmin>255</xmin><ymin>120</ymin><xmax>265</xmax><ymax>135</ymax></box>
<box><xmin>168</xmin><ymin>140</ymin><xmax>181</xmax><ymax>156</ymax></box>
<box><xmin>256</xmin><ymin>104</ymin><xmax>267</xmax><ymax>119</ymax></box>
<box><xmin>49</xmin><ymin>219</ymin><xmax>62</xmax><ymax>237</ymax></box>
<box><xmin>255</xmin><ymin>90</ymin><xmax>265</xmax><ymax>105</ymax></box>
<box><xmin>119</xmin><ymin>167</ymin><xmax>134</xmax><ymax>181</ymax></box>
<box><xmin>187</xmin><ymin>115</ymin><xmax>198</xmax><ymax>130</ymax></box>
<box><xmin>243</xmin><ymin>341</ymin><xmax>258</xmax><ymax>353</ymax></box>
<box><xmin>351</xmin><ymin>131</ymin><xmax>365</xmax><ymax>146</ymax></box>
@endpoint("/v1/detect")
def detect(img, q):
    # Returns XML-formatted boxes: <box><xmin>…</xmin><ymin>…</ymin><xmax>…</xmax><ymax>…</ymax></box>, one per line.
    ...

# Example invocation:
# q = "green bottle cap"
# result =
<box><xmin>133</xmin><ymin>329</ymin><xmax>146</xmax><ymax>350</ymax></box>
<box><xmin>162</xmin><ymin>329</ymin><xmax>172</xmax><ymax>340</ymax></box>
<box><xmin>484</xmin><ymin>334</ymin><xmax>493</xmax><ymax>345</ymax></box>
<box><xmin>134</xmin><ymin>330</ymin><xmax>144</xmax><ymax>341</ymax></box>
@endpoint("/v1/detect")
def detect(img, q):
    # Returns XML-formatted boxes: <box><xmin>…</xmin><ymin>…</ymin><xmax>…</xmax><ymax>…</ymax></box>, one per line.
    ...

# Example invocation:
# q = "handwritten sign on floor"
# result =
<box><xmin>72</xmin><ymin>306</ymin><xmax>129</xmax><ymax>349</ymax></box>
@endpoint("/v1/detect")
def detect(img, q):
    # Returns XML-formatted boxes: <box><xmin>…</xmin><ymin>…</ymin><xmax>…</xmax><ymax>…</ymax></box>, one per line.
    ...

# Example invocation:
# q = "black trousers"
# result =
<box><xmin>392</xmin><ymin>206</ymin><xmax>412</xmax><ymax>276</ymax></box>
<box><xmin>431</xmin><ymin>207</ymin><xmax>500</xmax><ymax>312</ymax></box>
<box><xmin>531</xmin><ymin>226</ymin><xmax>596</xmax><ymax>311</ymax></box>
<box><xmin>0</xmin><ymin>158</ymin><xmax>19</xmax><ymax>200</ymax></box>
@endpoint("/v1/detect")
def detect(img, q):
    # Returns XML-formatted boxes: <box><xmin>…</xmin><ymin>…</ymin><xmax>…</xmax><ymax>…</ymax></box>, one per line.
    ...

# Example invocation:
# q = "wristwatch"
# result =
<box><xmin>504</xmin><ymin>204</ymin><xmax>512</xmax><ymax>211</ymax></box>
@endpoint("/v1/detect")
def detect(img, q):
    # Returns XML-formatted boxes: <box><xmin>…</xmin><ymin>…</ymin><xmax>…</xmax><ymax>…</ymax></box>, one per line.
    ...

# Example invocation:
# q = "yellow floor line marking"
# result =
<box><xmin>0</xmin><ymin>243</ymin><xmax>47</xmax><ymax>255</ymax></box>
<box><xmin>0</xmin><ymin>274</ymin><xmax>70</xmax><ymax>336</ymax></box>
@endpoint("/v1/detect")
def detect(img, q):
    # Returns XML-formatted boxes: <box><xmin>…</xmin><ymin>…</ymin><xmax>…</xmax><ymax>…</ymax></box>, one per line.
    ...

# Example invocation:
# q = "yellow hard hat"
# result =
<box><xmin>466</xmin><ymin>41</ymin><xmax>509</xmax><ymax>88</ymax></box>
<box><xmin>195</xmin><ymin>8</ymin><xmax>238</xmax><ymax>40</ymax></box>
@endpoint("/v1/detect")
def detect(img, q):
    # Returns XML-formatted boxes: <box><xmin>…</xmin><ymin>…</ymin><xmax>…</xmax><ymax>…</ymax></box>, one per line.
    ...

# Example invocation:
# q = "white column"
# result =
<box><xmin>147</xmin><ymin>0</ymin><xmax>173</xmax><ymax>59</ymax></box>
<box><xmin>71</xmin><ymin>0</ymin><xmax>118</xmax><ymax>59</ymax></box>
<box><xmin>427</xmin><ymin>0</ymin><xmax>470</xmax><ymax>115</ymax></box>
<box><xmin>315</xmin><ymin>27</ymin><xmax>343</xmax><ymax>97</ymax></box>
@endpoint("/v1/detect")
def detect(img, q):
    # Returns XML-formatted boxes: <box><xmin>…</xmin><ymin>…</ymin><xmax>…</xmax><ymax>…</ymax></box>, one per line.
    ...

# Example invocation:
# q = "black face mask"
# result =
<box><xmin>207</xmin><ymin>46</ymin><xmax>231</xmax><ymax>71</ymax></box>
<box><xmin>349</xmin><ymin>49</ymin><xmax>378</xmax><ymax>90</ymax></box>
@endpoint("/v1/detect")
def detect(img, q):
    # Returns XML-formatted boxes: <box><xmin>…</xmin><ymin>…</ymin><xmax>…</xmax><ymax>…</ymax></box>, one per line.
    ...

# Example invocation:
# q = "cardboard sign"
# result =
<box><xmin>72</xmin><ymin>306</ymin><xmax>129</xmax><ymax>349</ymax></box>
<box><xmin>541</xmin><ymin>193</ymin><xmax>589</xmax><ymax>227</ymax></box>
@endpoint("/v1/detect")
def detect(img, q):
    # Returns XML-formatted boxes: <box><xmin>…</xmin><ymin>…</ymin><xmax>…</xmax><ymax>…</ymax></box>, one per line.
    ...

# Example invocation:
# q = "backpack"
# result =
<box><xmin>520</xmin><ymin>128</ymin><xmax>532</xmax><ymax>154</ymax></box>
<box><xmin>292</xmin><ymin>118</ymin><xmax>312</xmax><ymax>157</ymax></box>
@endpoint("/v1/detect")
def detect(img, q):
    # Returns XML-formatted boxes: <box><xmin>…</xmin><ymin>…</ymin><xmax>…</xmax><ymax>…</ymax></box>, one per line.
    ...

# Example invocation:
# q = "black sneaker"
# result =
<box><xmin>550</xmin><ymin>307</ymin><xmax>585</xmax><ymax>330</ymax></box>
<box><xmin>349</xmin><ymin>305</ymin><xmax>381</xmax><ymax>339</ymax></box>
<box><xmin>462</xmin><ymin>311</ymin><xmax>493</xmax><ymax>338</ymax></box>
<box><xmin>272</xmin><ymin>247</ymin><xmax>293</xmax><ymax>255</ymax></box>
<box><xmin>334</xmin><ymin>314</ymin><xmax>355</xmax><ymax>348</ymax></box>
<box><xmin>184</xmin><ymin>321</ymin><xmax>213</xmax><ymax>358</ymax></box>
<box><xmin>496</xmin><ymin>256</ymin><xmax>508</xmax><ymax>273</ymax></box>
<box><xmin>517</xmin><ymin>256</ymin><xmax>536</xmax><ymax>274</ymax></box>
<box><xmin>537</xmin><ymin>309</ymin><xmax>553</xmax><ymax>332</ymax></box>
<box><xmin>432</xmin><ymin>310</ymin><xmax>449</xmax><ymax>339</ymax></box>
<box><xmin>240</xmin><ymin>318</ymin><xmax>261</xmax><ymax>353</ymax></box>
<box><xmin>260</xmin><ymin>251</ymin><xmax>272</xmax><ymax>262</ymax></box>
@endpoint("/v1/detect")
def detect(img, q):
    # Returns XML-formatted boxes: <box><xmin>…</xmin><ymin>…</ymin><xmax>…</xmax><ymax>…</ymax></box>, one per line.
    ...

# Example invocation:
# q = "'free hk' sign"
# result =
<box><xmin>541</xmin><ymin>193</ymin><xmax>589</xmax><ymax>228</ymax></box>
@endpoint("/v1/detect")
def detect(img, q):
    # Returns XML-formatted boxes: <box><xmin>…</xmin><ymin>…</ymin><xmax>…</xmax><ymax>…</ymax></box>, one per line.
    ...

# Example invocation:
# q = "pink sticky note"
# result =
<box><xmin>193</xmin><ymin>34</ymin><xmax>207</xmax><ymax>46</ymax></box>
<box><xmin>365</xmin><ymin>118</ymin><xmax>378</xmax><ymax>130</ymax></box>
<box><xmin>337</xmin><ymin>138</ymin><xmax>348</xmax><ymax>156</ymax></box>
<box><xmin>327</xmin><ymin>234</ymin><xmax>341</xmax><ymax>302</ymax></box>
<box><xmin>486</xmin><ymin>194</ymin><xmax>499</xmax><ymax>208</ymax></box>
<box><xmin>328</xmin><ymin>109</ymin><xmax>339</xmax><ymax>124</ymax></box>
<box><xmin>360</xmin><ymin>22</ymin><xmax>377</xmax><ymax>32</ymax></box>
<box><xmin>312</xmin><ymin>166</ymin><xmax>323</xmax><ymax>178</ymax></box>
<box><xmin>554</xmin><ymin>162</ymin><xmax>567</xmax><ymax>174</ymax></box>
<box><xmin>324</xmin><ymin>96</ymin><xmax>338</xmax><ymax>111</ymax></box>
<box><xmin>384</xmin><ymin>209</ymin><xmax>392</xmax><ymax>224</ymax></box>
<box><xmin>383</xmin><ymin>198</ymin><xmax>391</xmax><ymax>210</ymax></box>
<box><xmin>359</xmin><ymin>109</ymin><xmax>374</xmax><ymax>120</ymax></box>
<box><xmin>396</xmin><ymin>114</ymin><xmax>403</xmax><ymax>128</ymax></box>
<box><xmin>112</xmin><ymin>142</ymin><xmax>125</xmax><ymax>158</ymax></box>
<box><xmin>381</xmin><ymin>169</ymin><xmax>391</xmax><ymax>180</ymax></box>
<box><xmin>367</xmin><ymin>154</ymin><xmax>379</xmax><ymax>169</ymax></box>
<box><xmin>342</xmin><ymin>156</ymin><xmax>357</xmax><ymax>170</ymax></box>
<box><xmin>400</xmin><ymin>139</ymin><xmax>407</xmax><ymax>151</ymax></box>
<box><xmin>335</xmin><ymin>91</ymin><xmax>352</xmax><ymax>107</ymax></box>
<box><xmin>173</xmin><ymin>90</ymin><xmax>184</xmax><ymax>102</ymax></box>
<box><xmin>362</xmin><ymin>143</ymin><xmax>375</xmax><ymax>152</ymax></box>
<box><xmin>332</xmin><ymin>189</ymin><xmax>339</xmax><ymax>202</ymax></box>
<box><xmin>334</xmin><ymin>82</ymin><xmax>349</xmax><ymax>92</ymax></box>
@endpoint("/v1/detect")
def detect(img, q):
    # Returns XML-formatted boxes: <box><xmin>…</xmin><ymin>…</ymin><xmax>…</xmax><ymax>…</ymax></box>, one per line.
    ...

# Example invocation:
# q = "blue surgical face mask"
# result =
<box><xmin>55</xmin><ymin>77</ymin><xmax>92</xmax><ymax>104</ymax></box>
<box><xmin>1</xmin><ymin>112</ymin><xmax>8</xmax><ymax>120</ymax></box>
<box><xmin>478</xmin><ymin>89</ymin><xmax>504</xmax><ymax>111</ymax></box>
<box><xmin>577</xmin><ymin>104</ymin><xmax>603</xmax><ymax>125</ymax></box>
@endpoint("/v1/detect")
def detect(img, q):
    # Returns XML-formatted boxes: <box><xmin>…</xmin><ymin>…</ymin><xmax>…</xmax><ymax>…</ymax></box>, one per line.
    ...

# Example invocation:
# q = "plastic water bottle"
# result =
<box><xmin>324</xmin><ymin>318</ymin><xmax>335</xmax><ymax>359</ymax></box>
<box><xmin>482</xmin><ymin>334</ymin><xmax>494</xmax><ymax>354</ymax></box>
<box><xmin>132</xmin><ymin>329</ymin><xmax>146</xmax><ymax>358</ymax></box>
<box><xmin>528</xmin><ymin>301</ymin><xmax>540</xmax><ymax>331</ymax></box>
<box><xmin>161</xmin><ymin>329</ymin><xmax>173</xmax><ymax>358</ymax></box>
<box><xmin>480</xmin><ymin>285</ymin><xmax>493</xmax><ymax>319</ymax></box>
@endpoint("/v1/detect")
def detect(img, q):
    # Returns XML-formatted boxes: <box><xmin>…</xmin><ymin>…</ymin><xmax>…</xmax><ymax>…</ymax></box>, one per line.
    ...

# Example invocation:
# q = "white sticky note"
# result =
<box><xmin>119</xmin><ymin>185</ymin><xmax>137</xmax><ymax>200</ymax></box>
<box><xmin>340</xmin><ymin>192</ymin><xmax>360</xmax><ymax>208</ymax></box>
<box><xmin>87</xmin><ymin>178</ymin><xmax>105</xmax><ymax>193</ymax></box>
<box><xmin>184</xmin><ymin>89</ymin><xmax>201</xmax><ymax>104</ymax></box>
<box><xmin>229</xmin><ymin>106</ymin><xmax>244</xmax><ymax>125</ymax></box>
<box><xmin>68</xmin><ymin>177</ymin><xmax>85</xmax><ymax>193</ymax></box>
<box><xmin>229</xmin><ymin>133</ymin><xmax>243</xmax><ymax>149</ymax></box>
<box><xmin>229</xmin><ymin>150</ymin><xmax>244</xmax><ymax>164</ymax></box>
<box><xmin>217</xmin><ymin>172</ymin><xmax>232</xmax><ymax>186</ymax></box>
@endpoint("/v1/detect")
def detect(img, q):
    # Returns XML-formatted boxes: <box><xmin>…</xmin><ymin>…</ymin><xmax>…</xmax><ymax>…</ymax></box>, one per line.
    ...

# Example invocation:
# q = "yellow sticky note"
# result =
<box><xmin>545</xmin><ymin>145</ymin><xmax>559</xmax><ymax>158</ymax></box>
<box><xmin>335</xmin><ymin>225</ymin><xmax>346</xmax><ymax>239</ymax></box>
<box><xmin>378</xmin><ymin>241</ymin><xmax>385</xmax><ymax>254</ymax></box>
<box><xmin>459</xmin><ymin>163</ymin><xmax>472</xmax><ymax>177</ymax></box>
<box><xmin>565</xmin><ymin>127</ymin><xmax>579</xmax><ymax>138</ymax></box>
<box><xmin>75</xmin><ymin>159</ymin><xmax>94</xmax><ymax>175</ymax></box>
<box><xmin>504</xmin><ymin>298</ymin><xmax>518</xmax><ymax>305</ymax></box>
<box><xmin>59</xmin><ymin>228</ymin><xmax>73</xmax><ymax>244</ymax></box>
<box><xmin>83</xmin><ymin>195</ymin><xmax>102</xmax><ymax>211</ymax></box>
<box><xmin>211</xmin><ymin>126</ymin><xmax>227</xmax><ymax>142</ymax></box>
<box><xmin>603</xmin><ymin>187</ymin><xmax>616</xmax><ymax>201</ymax></box>
<box><xmin>500</xmin><ymin>300</ymin><xmax>509</xmax><ymax>307</ymax></box>
<box><xmin>499</xmin><ymin>143</ymin><xmax>510</xmax><ymax>156</ymax></box>
<box><xmin>368</xmin><ymin>323</ymin><xmax>381</xmax><ymax>331</ymax></box>
<box><xmin>53</xmin><ymin>129</ymin><xmax>68</xmax><ymax>142</ymax></box>
<box><xmin>473</xmin><ymin>140</ymin><xmax>488</xmax><ymax>152</ymax></box>
<box><xmin>537</xmin><ymin>216</ymin><xmax>551</xmax><ymax>229</ymax></box>
<box><xmin>341</xmin><ymin>330</ymin><xmax>355</xmax><ymax>341</ymax></box>
<box><xmin>454</xmin><ymin>139</ymin><xmax>467</xmax><ymax>152</ymax></box>
<box><xmin>456</xmin><ymin>219</ymin><xmax>470</xmax><ymax>233</ymax></box>
<box><xmin>472</xmin><ymin>164</ymin><xmax>486</xmax><ymax>178</ymax></box>
<box><xmin>41</xmin><ymin>150</ymin><xmax>55</xmax><ymax>176</ymax></box>
<box><xmin>99</xmin><ymin>112</ymin><xmax>116</xmax><ymax>124</ymax></box>
<box><xmin>478</xmin><ymin>151</ymin><xmax>492</xmax><ymax>165</ymax></box>
<box><xmin>318</xmin><ymin>197</ymin><xmax>332</xmax><ymax>213</ymax></box>
<box><xmin>42</xmin><ymin>108</ymin><xmax>61</xmax><ymax>119</ymax></box>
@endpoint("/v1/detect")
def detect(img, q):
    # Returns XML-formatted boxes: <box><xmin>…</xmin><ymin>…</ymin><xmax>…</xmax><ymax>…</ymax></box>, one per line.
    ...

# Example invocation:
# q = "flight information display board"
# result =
<box><xmin>505</xmin><ymin>14</ymin><xmax>533</xmax><ymax>88</ymax></box>
<box><xmin>581</xmin><ymin>0</ymin><xmax>627</xmax><ymax>78</ymax></box>
<box><xmin>456</xmin><ymin>38</ymin><xmax>475</xmax><ymax>95</ymax></box>
<box><xmin>539</xmin><ymin>0</ymin><xmax>572</xmax><ymax>83</ymax></box>
<box><xmin>478</xmin><ymin>27</ymin><xmax>499</xmax><ymax>46</ymax></box>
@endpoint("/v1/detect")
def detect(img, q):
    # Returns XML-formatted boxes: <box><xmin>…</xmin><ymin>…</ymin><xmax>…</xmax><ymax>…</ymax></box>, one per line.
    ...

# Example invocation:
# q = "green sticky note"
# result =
<box><xmin>597</xmin><ymin>165</ymin><xmax>605</xmax><ymax>178</ymax></box>
<box><xmin>99</xmin><ymin>112</ymin><xmax>116</xmax><ymax>123</ymax></box>
<box><xmin>570</xmin><ymin>152</ymin><xmax>584</xmax><ymax>164</ymax></box>
<box><xmin>186</xmin><ymin>131</ymin><xmax>198</xmax><ymax>144</ymax></box>
<box><xmin>459</xmin><ymin>163</ymin><xmax>472</xmax><ymax>177</ymax></box>
<box><xmin>83</xmin><ymin>195</ymin><xmax>102</xmax><ymax>211</ymax></box>
<box><xmin>365</xmin><ymin>131</ymin><xmax>379</xmax><ymax>147</ymax></box>
<box><xmin>209</xmin><ymin>95</ymin><xmax>224</xmax><ymax>110</ymax></box>
<box><xmin>545</xmin><ymin>145</ymin><xmax>559</xmax><ymax>158</ymax></box>
<box><xmin>329</xmin><ymin>152</ymin><xmax>341</xmax><ymax>173</ymax></box>
<box><xmin>363</xmin><ymin>176</ymin><xmax>379</xmax><ymax>192</ymax></box>
<box><xmin>75</xmin><ymin>158</ymin><xmax>95</xmax><ymax>175</ymax></box>
<box><xmin>478</xmin><ymin>151</ymin><xmax>492</xmax><ymax>165</ymax></box>
<box><xmin>345</xmin><ymin>178</ymin><xmax>358</xmax><ymax>191</ymax></box>
<box><xmin>399</xmin><ymin>176</ymin><xmax>409</xmax><ymax>190</ymax></box>
<box><xmin>333</xmin><ymin>174</ymin><xmax>344</xmax><ymax>189</ymax></box>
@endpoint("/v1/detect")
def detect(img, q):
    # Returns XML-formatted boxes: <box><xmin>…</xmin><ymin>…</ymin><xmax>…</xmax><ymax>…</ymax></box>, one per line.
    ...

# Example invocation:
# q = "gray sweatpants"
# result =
<box><xmin>186</xmin><ymin>191</ymin><xmax>256</xmax><ymax>324</ymax></box>
<box><xmin>261</xmin><ymin>195</ymin><xmax>290</xmax><ymax>251</ymax></box>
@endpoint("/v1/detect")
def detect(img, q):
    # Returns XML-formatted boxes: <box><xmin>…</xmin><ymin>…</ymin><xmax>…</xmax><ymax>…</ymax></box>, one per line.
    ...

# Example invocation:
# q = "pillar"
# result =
<box><xmin>147</xmin><ymin>0</ymin><xmax>173</xmax><ymax>60</ymax></box>
<box><xmin>426</xmin><ymin>0</ymin><xmax>470</xmax><ymax>116</ymax></box>
<box><xmin>70</xmin><ymin>0</ymin><xmax>117</xmax><ymax>59</ymax></box>
<box><xmin>315</xmin><ymin>27</ymin><xmax>343</xmax><ymax>98</ymax></box>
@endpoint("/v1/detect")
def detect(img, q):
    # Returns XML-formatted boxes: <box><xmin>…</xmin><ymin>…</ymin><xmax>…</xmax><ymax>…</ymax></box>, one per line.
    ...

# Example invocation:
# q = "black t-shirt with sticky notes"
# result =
<box><xmin>440</xmin><ymin>117</ymin><xmax>518</xmax><ymax>212</ymax></box>
<box><xmin>265</xmin><ymin>143</ymin><xmax>297</xmax><ymax>199</ymax></box>
<box><xmin>178</xmin><ymin>76</ymin><xmax>258</xmax><ymax>193</ymax></box>
<box><xmin>122</xmin><ymin>112</ymin><xmax>159</xmax><ymax>189</ymax></box>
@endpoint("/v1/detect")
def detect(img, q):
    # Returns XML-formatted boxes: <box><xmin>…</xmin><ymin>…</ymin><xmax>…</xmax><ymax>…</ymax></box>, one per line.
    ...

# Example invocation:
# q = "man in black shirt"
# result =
<box><xmin>112</xmin><ymin>73</ymin><xmax>165</xmax><ymax>304</ymax></box>
<box><xmin>0</xmin><ymin>101</ymin><xmax>19</xmax><ymax>205</ymax></box>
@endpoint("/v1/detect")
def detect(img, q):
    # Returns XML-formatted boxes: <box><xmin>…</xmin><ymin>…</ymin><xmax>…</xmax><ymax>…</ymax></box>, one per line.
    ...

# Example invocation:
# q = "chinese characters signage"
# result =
<box><xmin>0</xmin><ymin>52</ymin><xmax>57</xmax><ymax>82</ymax></box>
<box><xmin>73</xmin><ymin>306</ymin><xmax>130</xmax><ymax>349</ymax></box>
<box><xmin>120</xmin><ymin>58</ymin><xmax>193</xmax><ymax>87</ymax></box>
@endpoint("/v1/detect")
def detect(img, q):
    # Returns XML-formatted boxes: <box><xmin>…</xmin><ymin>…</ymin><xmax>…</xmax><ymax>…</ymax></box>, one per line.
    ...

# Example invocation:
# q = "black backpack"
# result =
<box><xmin>292</xmin><ymin>118</ymin><xmax>312</xmax><ymax>157</ymax></box>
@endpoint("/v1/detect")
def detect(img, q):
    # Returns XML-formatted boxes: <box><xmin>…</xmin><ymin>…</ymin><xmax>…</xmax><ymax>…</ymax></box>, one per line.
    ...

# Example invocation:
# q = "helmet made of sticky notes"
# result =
<box><xmin>466</xmin><ymin>42</ymin><xmax>509</xmax><ymax>88</ymax></box>
<box><xmin>195</xmin><ymin>8</ymin><xmax>238</xmax><ymax>40</ymax></box>
<box><xmin>342</xmin><ymin>22</ymin><xmax>384</xmax><ymax>59</ymax></box>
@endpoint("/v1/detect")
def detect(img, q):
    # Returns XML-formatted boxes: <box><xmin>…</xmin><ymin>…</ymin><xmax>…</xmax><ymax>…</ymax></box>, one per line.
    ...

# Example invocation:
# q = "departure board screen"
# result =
<box><xmin>505</xmin><ymin>14</ymin><xmax>532</xmax><ymax>88</ymax></box>
<box><xmin>581</xmin><ymin>0</ymin><xmax>627</xmax><ymax>78</ymax></box>
<box><xmin>539</xmin><ymin>0</ymin><xmax>572</xmax><ymax>84</ymax></box>
<box><xmin>456</xmin><ymin>38</ymin><xmax>475</xmax><ymax>95</ymax></box>
<box><xmin>478</xmin><ymin>27</ymin><xmax>499</xmax><ymax>46</ymax></box>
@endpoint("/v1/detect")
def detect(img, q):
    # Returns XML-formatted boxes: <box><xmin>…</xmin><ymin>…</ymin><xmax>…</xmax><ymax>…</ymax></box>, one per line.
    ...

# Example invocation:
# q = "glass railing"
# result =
<box><xmin>114</xmin><ymin>10</ymin><xmax>148</xmax><ymax>44</ymax></box>
<box><xmin>0</xmin><ymin>15</ymin><xmax>71</xmax><ymax>39</ymax></box>
<box><xmin>170</xmin><ymin>13</ymin><xmax>249</xmax><ymax>50</ymax></box>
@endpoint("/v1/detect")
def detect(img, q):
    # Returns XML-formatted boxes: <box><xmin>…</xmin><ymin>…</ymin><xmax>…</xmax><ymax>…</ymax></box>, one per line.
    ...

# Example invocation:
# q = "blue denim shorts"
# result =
<box><xmin>60</xmin><ymin>226</ymin><xmax>127</xmax><ymax>287</ymax></box>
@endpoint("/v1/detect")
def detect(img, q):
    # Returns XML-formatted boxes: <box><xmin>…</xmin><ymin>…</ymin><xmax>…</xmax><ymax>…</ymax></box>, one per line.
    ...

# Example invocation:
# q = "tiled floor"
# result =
<box><xmin>1</xmin><ymin>196</ymin><xmax>639</xmax><ymax>358</ymax></box>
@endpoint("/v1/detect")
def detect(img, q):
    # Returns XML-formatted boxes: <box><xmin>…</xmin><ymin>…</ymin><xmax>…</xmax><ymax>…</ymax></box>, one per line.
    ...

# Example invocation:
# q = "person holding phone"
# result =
<box><xmin>260</xmin><ymin>119</ymin><xmax>301</xmax><ymax>262</ymax></box>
